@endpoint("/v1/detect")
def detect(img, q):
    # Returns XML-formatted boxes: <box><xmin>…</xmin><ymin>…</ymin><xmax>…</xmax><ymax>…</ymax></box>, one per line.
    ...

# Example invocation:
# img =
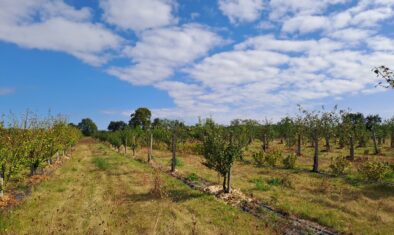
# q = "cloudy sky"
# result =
<box><xmin>1</xmin><ymin>0</ymin><xmax>394</xmax><ymax>128</ymax></box>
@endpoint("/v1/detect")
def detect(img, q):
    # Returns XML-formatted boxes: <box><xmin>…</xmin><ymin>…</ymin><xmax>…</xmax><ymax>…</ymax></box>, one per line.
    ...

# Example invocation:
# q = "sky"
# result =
<box><xmin>1</xmin><ymin>0</ymin><xmax>394</xmax><ymax>129</ymax></box>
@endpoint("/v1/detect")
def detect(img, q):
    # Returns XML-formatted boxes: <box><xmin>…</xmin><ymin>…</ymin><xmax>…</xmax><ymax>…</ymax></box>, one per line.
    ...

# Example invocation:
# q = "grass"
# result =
<box><xmin>0</xmin><ymin>139</ymin><xmax>276</xmax><ymax>234</ymax></box>
<box><xmin>92</xmin><ymin>156</ymin><xmax>110</xmax><ymax>170</ymax></box>
<box><xmin>148</xmin><ymin>139</ymin><xmax>394</xmax><ymax>235</ymax></box>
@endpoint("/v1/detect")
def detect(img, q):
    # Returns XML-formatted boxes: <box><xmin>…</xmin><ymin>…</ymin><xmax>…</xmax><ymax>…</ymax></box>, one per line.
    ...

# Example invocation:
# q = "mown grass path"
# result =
<box><xmin>0</xmin><ymin>139</ymin><xmax>274</xmax><ymax>235</ymax></box>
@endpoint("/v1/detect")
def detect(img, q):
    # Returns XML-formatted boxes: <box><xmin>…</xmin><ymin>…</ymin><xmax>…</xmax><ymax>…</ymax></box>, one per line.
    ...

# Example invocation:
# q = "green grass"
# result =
<box><xmin>92</xmin><ymin>156</ymin><xmax>110</xmax><ymax>170</ymax></box>
<box><xmin>251</xmin><ymin>178</ymin><xmax>270</xmax><ymax>191</ymax></box>
<box><xmin>150</xmin><ymin>139</ymin><xmax>394</xmax><ymax>235</ymax></box>
<box><xmin>0</xmin><ymin>140</ymin><xmax>276</xmax><ymax>235</ymax></box>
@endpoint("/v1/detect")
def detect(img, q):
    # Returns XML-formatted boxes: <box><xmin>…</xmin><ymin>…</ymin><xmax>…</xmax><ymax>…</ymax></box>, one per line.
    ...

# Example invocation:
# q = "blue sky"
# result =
<box><xmin>1</xmin><ymin>0</ymin><xmax>394</xmax><ymax>129</ymax></box>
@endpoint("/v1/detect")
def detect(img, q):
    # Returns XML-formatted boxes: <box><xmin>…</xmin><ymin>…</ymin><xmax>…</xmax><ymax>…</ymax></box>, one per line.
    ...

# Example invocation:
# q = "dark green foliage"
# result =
<box><xmin>202</xmin><ymin>119</ymin><xmax>245</xmax><ymax>193</ymax></box>
<box><xmin>77</xmin><ymin>118</ymin><xmax>98</xmax><ymax>136</ymax></box>
<box><xmin>108</xmin><ymin>121</ymin><xmax>127</xmax><ymax>132</ymax></box>
<box><xmin>129</xmin><ymin>107</ymin><xmax>152</xmax><ymax>129</ymax></box>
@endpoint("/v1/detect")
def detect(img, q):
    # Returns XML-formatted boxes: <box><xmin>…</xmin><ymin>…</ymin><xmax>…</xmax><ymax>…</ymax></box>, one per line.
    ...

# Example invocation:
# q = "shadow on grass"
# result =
<box><xmin>166</xmin><ymin>188</ymin><xmax>204</xmax><ymax>203</ymax></box>
<box><xmin>360</xmin><ymin>184</ymin><xmax>394</xmax><ymax>200</ymax></box>
<box><xmin>117</xmin><ymin>188</ymin><xmax>203</xmax><ymax>203</ymax></box>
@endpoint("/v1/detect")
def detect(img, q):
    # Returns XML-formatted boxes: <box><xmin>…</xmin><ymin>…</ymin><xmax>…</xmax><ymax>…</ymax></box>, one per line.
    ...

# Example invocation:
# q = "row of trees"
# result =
<box><xmin>93</xmin><ymin>105</ymin><xmax>394</xmax><ymax>193</ymax></box>
<box><xmin>0</xmin><ymin>113</ymin><xmax>81</xmax><ymax>197</ymax></box>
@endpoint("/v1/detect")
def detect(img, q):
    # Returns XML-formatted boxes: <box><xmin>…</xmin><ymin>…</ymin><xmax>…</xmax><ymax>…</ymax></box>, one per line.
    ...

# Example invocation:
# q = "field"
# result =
<box><xmin>148</xmin><ymin>140</ymin><xmax>394</xmax><ymax>235</ymax></box>
<box><xmin>0</xmin><ymin>139</ymin><xmax>276</xmax><ymax>235</ymax></box>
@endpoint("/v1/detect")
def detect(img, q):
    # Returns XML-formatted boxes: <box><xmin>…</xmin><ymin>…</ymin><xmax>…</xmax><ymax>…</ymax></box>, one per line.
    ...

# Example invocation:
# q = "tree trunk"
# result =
<box><xmin>339</xmin><ymin>137</ymin><xmax>345</xmax><ymax>149</ymax></box>
<box><xmin>391</xmin><ymin>129</ymin><xmax>394</xmax><ymax>148</ymax></box>
<box><xmin>124</xmin><ymin>137</ymin><xmax>128</xmax><ymax>155</ymax></box>
<box><xmin>222</xmin><ymin>174</ymin><xmax>227</xmax><ymax>192</ymax></box>
<box><xmin>0</xmin><ymin>177</ymin><xmax>3</xmax><ymax>198</ymax></box>
<box><xmin>349</xmin><ymin>135</ymin><xmax>354</xmax><ymax>161</ymax></box>
<box><xmin>226</xmin><ymin>169</ymin><xmax>232</xmax><ymax>194</ymax></box>
<box><xmin>312</xmin><ymin>133</ymin><xmax>319</xmax><ymax>172</ymax></box>
<box><xmin>148</xmin><ymin>133</ymin><xmax>153</xmax><ymax>162</ymax></box>
<box><xmin>262</xmin><ymin>134</ymin><xmax>268</xmax><ymax>152</ymax></box>
<box><xmin>171</xmin><ymin>131</ymin><xmax>177</xmax><ymax>172</ymax></box>
<box><xmin>132</xmin><ymin>148</ymin><xmax>135</xmax><ymax>157</ymax></box>
<box><xmin>296</xmin><ymin>133</ymin><xmax>301</xmax><ymax>156</ymax></box>
<box><xmin>0</xmin><ymin>165</ymin><xmax>5</xmax><ymax>198</ymax></box>
<box><xmin>372</xmin><ymin>130</ymin><xmax>379</xmax><ymax>154</ymax></box>
<box><xmin>30</xmin><ymin>164</ymin><xmax>36</xmax><ymax>176</ymax></box>
<box><xmin>325</xmin><ymin>136</ymin><xmax>330</xmax><ymax>152</ymax></box>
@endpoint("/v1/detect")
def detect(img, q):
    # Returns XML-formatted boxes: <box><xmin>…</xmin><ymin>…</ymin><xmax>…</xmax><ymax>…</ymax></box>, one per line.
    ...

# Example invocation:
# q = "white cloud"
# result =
<box><xmin>282</xmin><ymin>15</ymin><xmax>330</xmax><ymax>34</ymax></box>
<box><xmin>107</xmin><ymin>24</ymin><xmax>223</xmax><ymax>85</ymax></box>
<box><xmin>0</xmin><ymin>87</ymin><xmax>15</xmax><ymax>96</ymax></box>
<box><xmin>218</xmin><ymin>0</ymin><xmax>264</xmax><ymax>23</ymax></box>
<box><xmin>367</xmin><ymin>36</ymin><xmax>394</xmax><ymax>51</ymax></box>
<box><xmin>100</xmin><ymin>0</ymin><xmax>177</xmax><ymax>31</ymax></box>
<box><xmin>329</xmin><ymin>28</ymin><xmax>373</xmax><ymax>42</ymax></box>
<box><xmin>268</xmin><ymin>0</ymin><xmax>348</xmax><ymax>20</ymax></box>
<box><xmin>235</xmin><ymin>35</ymin><xmax>343</xmax><ymax>54</ymax></box>
<box><xmin>0</xmin><ymin>0</ymin><xmax>123</xmax><ymax>66</ymax></box>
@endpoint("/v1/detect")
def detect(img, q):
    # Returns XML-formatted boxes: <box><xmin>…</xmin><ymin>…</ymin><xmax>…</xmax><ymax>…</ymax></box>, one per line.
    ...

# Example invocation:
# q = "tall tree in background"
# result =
<box><xmin>129</xmin><ymin>107</ymin><xmax>152</xmax><ymax>130</ymax></box>
<box><xmin>77</xmin><ymin>118</ymin><xmax>98</xmax><ymax>136</ymax></box>
<box><xmin>108</xmin><ymin>121</ymin><xmax>127</xmax><ymax>132</ymax></box>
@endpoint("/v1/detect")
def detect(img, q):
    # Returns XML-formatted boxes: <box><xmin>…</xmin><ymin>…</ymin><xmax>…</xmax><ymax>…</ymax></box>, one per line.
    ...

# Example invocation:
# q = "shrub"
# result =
<box><xmin>252</xmin><ymin>151</ymin><xmax>265</xmax><ymax>167</ymax></box>
<box><xmin>264</xmin><ymin>150</ymin><xmax>282</xmax><ymax>167</ymax></box>
<box><xmin>358</xmin><ymin>161</ymin><xmax>390</xmax><ymax>182</ymax></box>
<box><xmin>329</xmin><ymin>156</ymin><xmax>350</xmax><ymax>176</ymax></box>
<box><xmin>283</xmin><ymin>154</ymin><xmax>297</xmax><ymax>169</ymax></box>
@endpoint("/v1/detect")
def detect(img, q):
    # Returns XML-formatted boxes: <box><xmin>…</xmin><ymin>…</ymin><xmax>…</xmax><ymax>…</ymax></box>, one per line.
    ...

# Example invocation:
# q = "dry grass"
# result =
<box><xmin>0</xmin><ymin>139</ymin><xmax>275</xmax><ymax>235</ymax></box>
<box><xmin>149</xmin><ymin>140</ymin><xmax>394</xmax><ymax>235</ymax></box>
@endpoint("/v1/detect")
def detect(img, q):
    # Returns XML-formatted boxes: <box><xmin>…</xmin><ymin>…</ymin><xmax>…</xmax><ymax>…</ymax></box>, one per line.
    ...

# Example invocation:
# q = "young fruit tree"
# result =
<box><xmin>365</xmin><ymin>115</ymin><xmax>382</xmax><ymax>155</ymax></box>
<box><xmin>340</xmin><ymin>111</ymin><xmax>366</xmax><ymax>160</ymax></box>
<box><xmin>153</xmin><ymin>119</ymin><xmax>186</xmax><ymax>172</ymax></box>
<box><xmin>201</xmin><ymin>119</ymin><xmax>245</xmax><ymax>193</ymax></box>
<box><xmin>300</xmin><ymin>108</ymin><xmax>322</xmax><ymax>172</ymax></box>
<box><xmin>321</xmin><ymin>106</ymin><xmax>339</xmax><ymax>152</ymax></box>
<box><xmin>260</xmin><ymin>119</ymin><xmax>274</xmax><ymax>152</ymax></box>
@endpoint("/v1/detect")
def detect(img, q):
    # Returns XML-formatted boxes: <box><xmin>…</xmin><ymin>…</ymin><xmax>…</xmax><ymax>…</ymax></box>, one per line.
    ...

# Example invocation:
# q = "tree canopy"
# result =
<box><xmin>77</xmin><ymin>118</ymin><xmax>98</xmax><ymax>136</ymax></box>
<box><xmin>129</xmin><ymin>107</ymin><xmax>151</xmax><ymax>130</ymax></box>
